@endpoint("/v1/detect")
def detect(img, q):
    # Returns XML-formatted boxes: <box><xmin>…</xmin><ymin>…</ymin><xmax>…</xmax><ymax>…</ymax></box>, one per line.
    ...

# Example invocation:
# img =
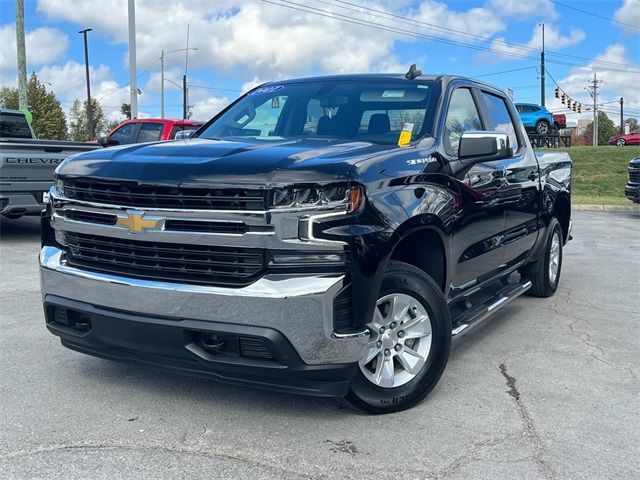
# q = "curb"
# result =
<box><xmin>573</xmin><ymin>204</ymin><xmax>640</xmax><ymax>212</ymax></box>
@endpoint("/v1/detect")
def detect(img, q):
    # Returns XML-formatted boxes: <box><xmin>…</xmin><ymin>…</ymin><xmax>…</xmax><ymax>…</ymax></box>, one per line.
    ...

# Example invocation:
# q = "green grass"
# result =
<box><xmin>547</xmin><ymin>146</ymin><xmax>640</xmax><ymax>205</ymax></box>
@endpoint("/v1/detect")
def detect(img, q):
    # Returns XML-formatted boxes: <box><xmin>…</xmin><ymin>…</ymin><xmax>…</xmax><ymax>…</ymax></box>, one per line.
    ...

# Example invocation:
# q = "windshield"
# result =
<box><xmin>198</xmin><ymin>80</ymin><xmax>436</xmax><ymax>145</ymax></box>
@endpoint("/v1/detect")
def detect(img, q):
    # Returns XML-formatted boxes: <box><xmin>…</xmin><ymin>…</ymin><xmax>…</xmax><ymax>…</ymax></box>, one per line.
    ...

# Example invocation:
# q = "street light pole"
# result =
<box><xmin>159</xmin><ymin>48</ymin><xmax>197</xmax><ymax>119</ymax></box>
<box><xmin>160</xmin><ymin>50</ymin><xmax>165</xmax><ymax>118</ymax></box>
<box><xmin>78</xmin><ymin>28</ymin><xmax>94</xmax><ymax>140</ymax></box>
<box><xmin>540</xmin><ymin>23</ymin><xmax>545</xmax><ymax>107</ymax></box>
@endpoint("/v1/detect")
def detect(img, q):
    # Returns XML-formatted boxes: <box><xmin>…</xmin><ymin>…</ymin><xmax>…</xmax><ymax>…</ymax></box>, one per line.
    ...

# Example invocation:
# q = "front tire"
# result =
<box><xmin>345</xmin><ymin>261</ymin><xmax>451</xmax><ymax>414</ymax></box>
<box><xmin>617</xmin><ymin>138</ymin><xmax>626</xmax><ymax>146</ymax></box>
<box><xmin>522</xmin><ymin>218</ymin><xmax>563</xmax><ymax>298</ymax></box>
<box><xmin>535</xmin><ymin>120</ymin><xmax>550</xmax><ymax>135</ymax></box>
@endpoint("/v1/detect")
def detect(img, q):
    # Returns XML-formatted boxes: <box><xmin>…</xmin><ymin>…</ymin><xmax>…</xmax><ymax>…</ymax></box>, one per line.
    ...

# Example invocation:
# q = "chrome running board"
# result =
<box><xmin>451</xmin><ymin>280</ymin><xmax>532</xmax><ymax>339</ymax></box>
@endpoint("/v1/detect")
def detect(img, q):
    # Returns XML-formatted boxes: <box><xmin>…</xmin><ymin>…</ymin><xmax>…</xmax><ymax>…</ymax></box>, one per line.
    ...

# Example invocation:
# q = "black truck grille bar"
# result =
<box><xmin>62</xmin><ymin>178</ymin><xmax>266</xmax><ymax>211</ymax></box>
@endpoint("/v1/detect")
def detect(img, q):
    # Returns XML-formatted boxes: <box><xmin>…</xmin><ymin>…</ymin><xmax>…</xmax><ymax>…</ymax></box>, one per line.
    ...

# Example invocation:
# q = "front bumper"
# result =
<box><xmin>40</xmin><ymin>246</ymin><xmax>369</xmax><ymax>394</ymax></box>
<box><xmin>625</xmin><ymin>184</ymin><xmax>640</xmax><ymax>203</ymax></box>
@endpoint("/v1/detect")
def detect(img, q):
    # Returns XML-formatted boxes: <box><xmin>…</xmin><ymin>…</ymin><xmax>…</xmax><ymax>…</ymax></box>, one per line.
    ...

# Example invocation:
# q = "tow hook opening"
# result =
<box><xmin>197</xmin><ymin>332</ymin><xmax>226</xmax><ymax>352</ymax></box>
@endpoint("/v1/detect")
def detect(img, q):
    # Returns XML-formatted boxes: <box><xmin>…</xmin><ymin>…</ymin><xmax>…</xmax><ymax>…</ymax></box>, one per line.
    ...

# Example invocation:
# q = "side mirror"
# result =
<box><xmin>97</xmin><ymin>135</ymin><xmax>116</xmax><ymax>146</ymax></box>
<box><xmin>458</xmin><ymin>131</ymin><xmax>513</xmax><ymax>164</ymax></box>
<box><xmin>174</xmin><ymin>129</ymin><xmax>196</xmax><ymax>139</ymax></box>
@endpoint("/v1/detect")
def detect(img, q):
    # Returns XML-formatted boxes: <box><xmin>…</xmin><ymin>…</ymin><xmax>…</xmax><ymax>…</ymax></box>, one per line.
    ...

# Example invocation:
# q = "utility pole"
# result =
<box><xmin>586</xmin><ymin>73</ymin><xmax>602</xmax><ymax>146</ymax></box>
<box><xmin>15</xmin><ymin>0</ymin><xmax>28</xmax><ymax>111</ymax></box>
<box><xmin>160</xmin><ymin>50</ymin><xmax>165</xmax><ymax>118</ymax></box>
<box><xmin>620</xmin><ymin>97</ymin><xmax>624</xmax><ymax>135</ymax></box>
<box><xmin>182</xmin><ymin>75</ymin><xmax>187</xmax><ymax>120</ymax></box>
<box><xmin>160</xmin><ymin>48</ymin><xmax>196</xmax><ymax>119</ymax></box>
<box><xmin>540</xmin><ymin>23</ymin><xmax>545</xmax><ymax>107</ymax></box>
<box><xmin>183</xmin><ymin>24</ymin><xmax>190</xmax><ymax>119</ymax></box>
<box><xmin>79</xmin><ymin>28</ymin><xmax>94</xmax><ymax>140</ymax></box>
<box><xmin>128</xmin><ymin>0</ymin><xmax>138</xmax><ymax>118</ymax></box>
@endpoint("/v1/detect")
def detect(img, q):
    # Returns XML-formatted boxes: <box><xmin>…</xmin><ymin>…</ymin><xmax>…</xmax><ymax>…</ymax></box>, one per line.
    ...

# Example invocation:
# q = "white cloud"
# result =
<box><xmin>481</xmin><ymin>24</ymin><xmax>586</xmax><ymax>63</ymax></box>
<box><xmin>33</xmin><ymin>0</ymin><xmax>512</xmax><ymax>81</ymax></box>
<box><xmin>549</xmin><ymin>44</ymin><xmax>640</xmax><ymax>124</ymax></box>
<box><xmin>614</xmin><ymin>0</ymin><xmax>640</xmax><ymax>36</ymax></box>
<box><xmin>0</xmin><ymin>24</ymin><xmax>68</xmax><ymax>72</ymax></box>
<box><xmin>190</xmin><ymin>95</ymin><xmax>231</xmax><ymax>121</ymax></box>
<box><xmin>36</xmin><ymin>61</ymin><xmax>130</xmax><ymax>122</ymax></box>
<box><xmin>487</xmin><ymin>0</ymin><xmax>557</xmax><ymax>19</ymax></box>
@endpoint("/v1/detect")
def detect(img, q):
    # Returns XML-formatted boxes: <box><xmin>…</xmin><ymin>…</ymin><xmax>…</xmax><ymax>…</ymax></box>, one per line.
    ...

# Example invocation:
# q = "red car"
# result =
<box><xmin>98</xmin><ymin>118</ymin><xmax>204</xmax><ymax>147</ymax></box>
<box><xmin>609</xmin><ymin>130</ymin><xmax>640</xmax><ymax>146</ymax></box>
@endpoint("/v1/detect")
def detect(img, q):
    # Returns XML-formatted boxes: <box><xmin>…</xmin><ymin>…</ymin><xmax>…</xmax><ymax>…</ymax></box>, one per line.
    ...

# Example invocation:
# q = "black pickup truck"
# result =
<box><xmin>40</xmin><ymin>71</ymin><xmax>572</xmax><ymax>413</ymax></box>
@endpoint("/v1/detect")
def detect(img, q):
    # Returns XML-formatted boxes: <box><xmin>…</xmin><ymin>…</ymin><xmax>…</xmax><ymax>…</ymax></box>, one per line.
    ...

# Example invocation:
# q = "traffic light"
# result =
<box><xmin>572</xmin><ymin>101</ymin><xmax>577</xmax><ymax>112</ymax></box>
<box><xmin>561</xmin><ymin>94</ymin><xmax>566</xmax><ymax>105</ymax></box>
<box><xmin>555</xmin><ymin>87</ymin><xmax>560</xmax><ymax>99</ymax></box>
<box><xmin>577</xmin><ymin>103</ymin><xmax>581</xmax><ymax>113</ymax></box>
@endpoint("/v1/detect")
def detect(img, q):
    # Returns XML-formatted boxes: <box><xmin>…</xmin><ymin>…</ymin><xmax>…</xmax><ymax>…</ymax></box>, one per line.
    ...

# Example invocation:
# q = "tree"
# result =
<box><xmin>0</xmin><ymin>72</ymin><xmax>67</xmax><ymax>139</ymax></box>
<box><xmin>581</xmin><ymin>111</ymin><xmax>617</xmax><ymax>146</ymax></box>
<box><xmin>624</xmin><ymin>117</ymin><xmax>639</xmax><ymax>132</ymax></box>
<box><xmin>120</xmin><ymin>102</ymin><xmax>131</xmax><ymax>119</ymax></box>
<box><xmin>68</xmin><ymin>98</ymin><xmax>107</xmax><ymax>141</ymax></box>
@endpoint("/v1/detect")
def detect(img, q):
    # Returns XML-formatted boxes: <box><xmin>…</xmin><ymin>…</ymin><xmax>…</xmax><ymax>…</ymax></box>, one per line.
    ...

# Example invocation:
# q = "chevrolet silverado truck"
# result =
<box><xmin>0</xmin><ymin>108</ymin><xmax>101</xmax><ymax>219</ymax></box>
<box><xmin>40</xmin><ymin>72</ymin><xmax>572</xmax><ymax>413</ymax></box>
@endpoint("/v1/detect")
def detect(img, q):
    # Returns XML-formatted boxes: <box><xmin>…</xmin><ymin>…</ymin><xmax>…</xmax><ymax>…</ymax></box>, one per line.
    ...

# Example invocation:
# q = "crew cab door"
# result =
<box><xmin>477</xmin><ymin>91</ymin><xmax>540</xmax><ymax>267</ymax></box>
<box><xmin>441</xmin><ymin>86</ymin><xmax>508</xmax><ymax>293</ymax></box>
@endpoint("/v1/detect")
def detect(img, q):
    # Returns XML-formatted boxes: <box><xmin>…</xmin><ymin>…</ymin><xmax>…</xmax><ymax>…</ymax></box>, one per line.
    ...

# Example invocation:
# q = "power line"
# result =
<box><xmin>471</xmin><ymin>66</ymin><xmax>538</xmax><ymax>78</ymax></box>
<box><xmin>549</xmin><ymin>0</ymin><xmax>640</xmax><ymax>31</ymax></box>
<box><xmin>321</xmin><ymin>0</ymin><xmax>640</xmax><ymax>71</ymax></box>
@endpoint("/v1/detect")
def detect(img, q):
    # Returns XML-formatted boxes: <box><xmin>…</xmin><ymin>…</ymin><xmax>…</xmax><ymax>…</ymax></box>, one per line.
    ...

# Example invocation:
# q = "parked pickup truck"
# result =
<box><xmin>552</xmin><ymin>113</ymin><xmax>566</xmax><ymax>133</ymax></box>
<box><xmin>0</xmin><ymin>109</ymin><xmax>101</xmax><ymax>219</ymax></box>
<box><xmin>40</xmin><ymin>72</ymin><xmax>572</xmax><ymax>413</ymax></box>
<box><xmin>98</xmin><ymin>118</ymin><xmax>205</xmax><ymax>147</ymax></box>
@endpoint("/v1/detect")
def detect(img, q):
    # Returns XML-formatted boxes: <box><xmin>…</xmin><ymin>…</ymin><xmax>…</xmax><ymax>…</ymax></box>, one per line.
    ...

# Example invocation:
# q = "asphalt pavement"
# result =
<box><xmin>1</xmin><ymin>211</ymin><xmax>638</xmax><ymax>480</ymax></box>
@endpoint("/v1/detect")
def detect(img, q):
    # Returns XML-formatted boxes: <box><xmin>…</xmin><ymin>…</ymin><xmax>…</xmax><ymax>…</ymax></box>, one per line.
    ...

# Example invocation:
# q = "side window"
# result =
<box><xmin>481</xmin><ymin>92</ymin><xmax>519</xmax><ymax>150</ymax></box>
<box><xmin>444</xmin><ymin>88</ymin><xmax>482</xmax><ymax>156</ymax></box>
<box><xmin>137</xmin><ymin>122</ymin><xmax>165</xmax><ymax>143</ymax></box>
<box><xmin>109</xmin><ymin>123</ymin><xmax>135</xmax><ymax>145</ymax></box>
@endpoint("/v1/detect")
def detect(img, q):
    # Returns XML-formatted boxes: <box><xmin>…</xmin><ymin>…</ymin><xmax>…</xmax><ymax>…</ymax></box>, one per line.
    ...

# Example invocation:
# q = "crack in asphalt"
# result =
<box><xmin>548</xmin><ymin>289</ymin><xmax>639</xmax><ymax>382</ymax></box>
<box><xmin>498</xmin><ymin>363</ymin><xmax>555</xmax><ymax>480</ymax></box>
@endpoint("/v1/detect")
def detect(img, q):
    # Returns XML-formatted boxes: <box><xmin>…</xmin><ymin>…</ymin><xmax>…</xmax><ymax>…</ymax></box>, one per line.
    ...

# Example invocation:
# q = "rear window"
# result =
<box><xmin>0</xmin><ymin>112</ymin><xmax>33</xmax><ymax>138</ymax></box>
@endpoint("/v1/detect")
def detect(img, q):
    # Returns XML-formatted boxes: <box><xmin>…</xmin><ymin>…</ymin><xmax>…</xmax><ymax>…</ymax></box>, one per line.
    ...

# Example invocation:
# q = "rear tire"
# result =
<box><xmin>345</xmin><ymin>261</ymin><xmax>451</xmax><ymax>414</ymax></box>
<box><xmin>522</xmin><ymin>218</ymin><xmax>563</xmax><ymax>298</ymax></box>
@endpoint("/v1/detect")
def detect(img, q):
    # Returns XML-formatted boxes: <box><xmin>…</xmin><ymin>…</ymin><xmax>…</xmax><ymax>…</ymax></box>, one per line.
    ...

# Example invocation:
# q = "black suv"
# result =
<box><xmin>41</xmin><ymin>72</ymin><xmax>572</xmax><ymax>413</ymax></box>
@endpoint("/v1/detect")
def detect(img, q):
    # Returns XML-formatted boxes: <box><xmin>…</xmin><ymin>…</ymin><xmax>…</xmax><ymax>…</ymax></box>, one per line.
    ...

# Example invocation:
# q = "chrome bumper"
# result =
<box><xmin>40</xmin><ymin>246</ymin><xmax>369</xmax><ymax>365</ymax></box>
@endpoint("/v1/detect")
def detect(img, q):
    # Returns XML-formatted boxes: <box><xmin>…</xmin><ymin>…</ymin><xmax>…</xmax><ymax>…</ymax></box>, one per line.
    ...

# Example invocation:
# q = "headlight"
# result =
<box><xmin>271</xmin><ymin>185</ymin><xmax>363</xmax><ymax>213</ymax></box>
<box><xmin>54</xmin><ymin>177</ymin><xmax>64</xmax><ymax>195</ymax></box>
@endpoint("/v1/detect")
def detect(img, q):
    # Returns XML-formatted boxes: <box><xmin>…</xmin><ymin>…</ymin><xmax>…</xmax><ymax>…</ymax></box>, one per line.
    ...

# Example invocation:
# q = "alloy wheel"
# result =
<box><xmin>359</xmin><ymin>293</ymin><xmax>432</xmax><ymax>388</ymax></box>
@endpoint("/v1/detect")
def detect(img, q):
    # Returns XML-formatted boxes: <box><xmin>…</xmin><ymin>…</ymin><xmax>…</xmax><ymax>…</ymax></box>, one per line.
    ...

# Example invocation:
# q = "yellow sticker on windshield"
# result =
<box><xmin>398</xmin><ymin>122</ymin><xmax>414</xmax><ymax>147</ymax></box>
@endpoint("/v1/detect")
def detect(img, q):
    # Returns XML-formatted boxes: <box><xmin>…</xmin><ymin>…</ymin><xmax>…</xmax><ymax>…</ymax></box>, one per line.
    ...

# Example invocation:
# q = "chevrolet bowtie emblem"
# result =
<box><xmin>116</xmin><ymin>211</ymin><xmax>161</xmax><ymax>234</ymax></box>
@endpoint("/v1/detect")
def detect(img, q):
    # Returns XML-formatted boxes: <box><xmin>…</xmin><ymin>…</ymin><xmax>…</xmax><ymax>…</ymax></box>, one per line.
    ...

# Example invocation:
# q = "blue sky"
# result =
<box><xmin>1</xmin><ymin>0</ymin><xmax>638</xmax><ymax>127</ymax></box>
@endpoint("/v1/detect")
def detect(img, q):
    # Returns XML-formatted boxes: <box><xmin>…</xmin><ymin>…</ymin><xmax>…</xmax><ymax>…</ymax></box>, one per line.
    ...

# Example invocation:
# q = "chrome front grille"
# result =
<box><xmin>63</xmin><ymin>178</ymin><xmax>267</xmax><ymax>211</ymax></box>
<box><xmin>64</xmin><ymin>232</ymin><xmax>266</xmax><ymax>286</ymax></box>
<box><xmin>629</xmin><ymin>167</ymin><xmax>640</xmax><ymax>183</ymax></box>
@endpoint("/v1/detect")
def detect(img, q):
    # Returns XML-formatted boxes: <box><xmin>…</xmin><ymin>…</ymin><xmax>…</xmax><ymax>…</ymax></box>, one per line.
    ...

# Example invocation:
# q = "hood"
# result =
<box><xmin>56</xmin><ymin>138</ymin><xmax>392</xmax><ymax>187</ymax></box>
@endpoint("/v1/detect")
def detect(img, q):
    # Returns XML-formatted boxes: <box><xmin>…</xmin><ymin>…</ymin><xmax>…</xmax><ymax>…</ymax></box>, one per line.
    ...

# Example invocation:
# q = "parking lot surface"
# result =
<box><xmin>1</xmin><ymin>211</ymin><xmax>638</xmax><ymax>479</ymax></box>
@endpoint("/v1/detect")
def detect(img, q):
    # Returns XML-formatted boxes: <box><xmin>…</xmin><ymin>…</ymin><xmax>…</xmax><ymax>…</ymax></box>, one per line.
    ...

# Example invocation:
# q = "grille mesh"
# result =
<box><xmin>64</xmin><ymin>232</ymin><xmax>265</xmax><ymax>286</ymax></box>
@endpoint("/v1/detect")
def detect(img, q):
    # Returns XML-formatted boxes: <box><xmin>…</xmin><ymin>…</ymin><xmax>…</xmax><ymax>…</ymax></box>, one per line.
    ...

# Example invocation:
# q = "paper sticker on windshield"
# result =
<box><xmin>398</xmin><ymin>122</ymin><xmax>414</xmax><ymax>147</ymax></box>
<box><xmin>382</xmin><ymin>90</ymin><xmax>405</xmax><ymax>98</ymax></box>
<box><xmin>247</xmin><ymin>85</ymin><xmax>285</xmax><ymax>96</ymax></box>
